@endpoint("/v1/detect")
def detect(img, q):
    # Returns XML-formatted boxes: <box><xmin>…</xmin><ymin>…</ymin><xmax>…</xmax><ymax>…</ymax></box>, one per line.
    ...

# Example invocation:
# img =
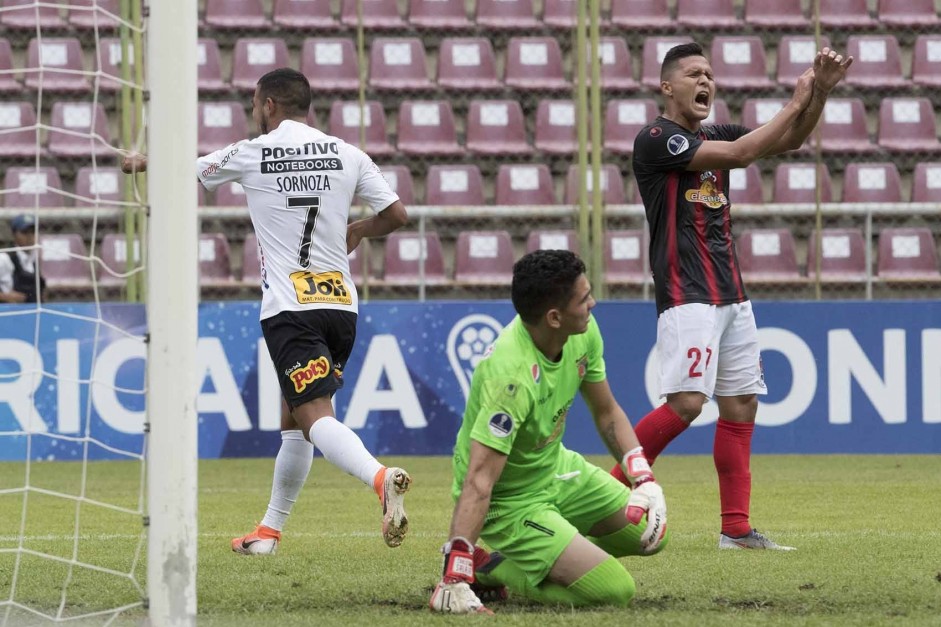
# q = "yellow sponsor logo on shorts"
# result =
<box><xmin>289</xmin><ymin>356</ymin><xmax>330</xmax><ymax>394</ymax></box>
<box><xmin>290</xmin><ymin>270</ymin><xmax>352</xmax><ymax>305</ymax></box>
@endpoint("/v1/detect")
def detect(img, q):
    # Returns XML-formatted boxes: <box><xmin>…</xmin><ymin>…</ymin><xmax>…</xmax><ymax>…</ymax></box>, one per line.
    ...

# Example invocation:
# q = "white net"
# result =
<box><xmin>0</xmin><ymin>1</ymin><xmax>149</xmax><ymax>624</ymax></box>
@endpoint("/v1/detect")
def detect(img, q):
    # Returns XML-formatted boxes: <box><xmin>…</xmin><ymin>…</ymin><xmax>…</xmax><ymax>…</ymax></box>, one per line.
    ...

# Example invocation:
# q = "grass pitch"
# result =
<box><xmin>1</xmin><ymin>454</ymin><xmax>940</xmax><ymax>626</ymax></box>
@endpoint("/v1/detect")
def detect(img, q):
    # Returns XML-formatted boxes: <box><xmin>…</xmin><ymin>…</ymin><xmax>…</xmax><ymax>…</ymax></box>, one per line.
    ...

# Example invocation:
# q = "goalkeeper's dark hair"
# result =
<box><xmin>256</xmin><ymin>68</ymin><xmax>311</xmax><ymax>117</ymax></box>
<box><xmin>661</xmin><ymin>42</ymin><xmax>706</xmax><ymax>81</ymax></box>
<box><xmin>512</xmin><ymin>250</ymin><xmax>586</xmax><ymax>325</ymax></box>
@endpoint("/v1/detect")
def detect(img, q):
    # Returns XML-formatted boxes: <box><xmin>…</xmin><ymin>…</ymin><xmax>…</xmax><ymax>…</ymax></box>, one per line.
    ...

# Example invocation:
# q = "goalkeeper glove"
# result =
<box><xmin>428</xmin><ymin>537</ymin><xmax>492</xmax><ymax>615</ymax></box>
<box><xmin>622</xmin><ymin>447</ymin><xmax>668</xmax><ymax>554</ymax></box>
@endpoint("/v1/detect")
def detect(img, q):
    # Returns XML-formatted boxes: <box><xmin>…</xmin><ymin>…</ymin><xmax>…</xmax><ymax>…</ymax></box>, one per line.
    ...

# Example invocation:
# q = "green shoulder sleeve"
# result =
<box><xmin>584</xmin><ymin>315</ymin><xmax>607</xmax><ymax>383</ymax></box>
<box><xmin>468</xmin><ymin>369</ymin><xmax>534</xmax><ymax>456</ymax></box>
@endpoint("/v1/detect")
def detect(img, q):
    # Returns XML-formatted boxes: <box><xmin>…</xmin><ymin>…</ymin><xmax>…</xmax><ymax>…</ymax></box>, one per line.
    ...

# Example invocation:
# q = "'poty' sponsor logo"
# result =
<box><xmin>288</xmin><ymin>356</ymin><xmax>330</xmax><ymax>393</ymax></box>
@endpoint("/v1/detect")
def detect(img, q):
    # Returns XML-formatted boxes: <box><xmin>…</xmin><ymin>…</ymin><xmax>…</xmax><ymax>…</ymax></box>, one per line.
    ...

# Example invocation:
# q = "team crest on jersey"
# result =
<box><xmin>667</xmin><ymin>134</ymin><xmax>690</xmax><ymax>155</ymax></box>
<box><xmin>531</xmin><ymin>363</ymin><xmax>541</xmax><ymax>384</ymax></box>
<box><xmin>576</xmin><ymin>355</ymin><xmax>588</xmax><ymax>379</ymax></box>
<box><xmin>488</xmin><ymin>412</ymin><xmax>514</xmax><ymax>438</ymax></box>
<box><xmin>649</xmin><ymin>126</ymin><xmax>662</xmax><ymax>137</ymax></box>
<box><xmin>288</xmin><ymin>356</ymin><xmax>330</xmax><ymax>394</ymax></box>
<box><xmin>685</xmin><ymin>173</ymin><xmax>728</xmax><ymax>210</ymax></box>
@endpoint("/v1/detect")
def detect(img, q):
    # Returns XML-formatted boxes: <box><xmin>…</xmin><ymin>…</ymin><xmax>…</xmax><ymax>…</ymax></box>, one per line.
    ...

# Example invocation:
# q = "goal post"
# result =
<box><xmin>145</xmin><ymin>1</ymin><xmax>199</xmax><ymax>625</ymax></box>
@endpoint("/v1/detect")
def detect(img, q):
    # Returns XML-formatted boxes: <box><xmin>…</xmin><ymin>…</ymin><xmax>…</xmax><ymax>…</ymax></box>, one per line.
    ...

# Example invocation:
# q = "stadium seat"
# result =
<box><xmin>563</xmin><ymin>164</ymin><xmax>626</xmax><ymax>205</ymax></box>
<box><xmin>204</xmin><ymin>0</ymin><xmax>269</xmax><ymax>29</ymax></box>
<box><xmin>40</xmin><ymin>234</ymin><xmax>92</xmax><ymax>288</ymax></box>
<box><xmin>241</xmin><ymin>233</ymin><xmax>262</xmax><ymax>283</ymax></box>
<box><xmin>879</xmin><ymin>0</ymin><xmax>940</xmax><ymax>27</ymax></box>
<box><xmin>466</xmin><ymin>100</ymin><xmax>530</xmax><ymax>156</ymax></box>
<box><xmin>374</xmin><ymin>164</ymin><xmax>414</xmax><ymax>205</ymax></box>
<box><xmin>97</xmin><ymin>233</ymin><xmax>141</xmax><ymax>285</ymax></box>
<box><xmin>772</xmin><ymin>163</ymin><xmax>833</xmax><ymax>204</ymax></box>
<box><xmin>197</xmin><ymin>39</ymin><xmax>228</xmax><ymax>93</ymax></box>
<box><xmin>48</xmin><ymin>102</ymin><xmax>113</xmax><ymax>158</ymax></box>
<box><xmin>593</xmin><ymin>37</ymin><xmax>638</xmax><ymax>91</ymax></box>
<box><xmin>604</xmin><ymin>230</ymin><xmax>648</xmax><ymax>285</ymax></box>
<box><xmin>454</xmin><ymin>231</ymin><xmax>514</xmax><ymax>285</ymax></box>
<box><xmin>96</xmin><ymin>38</ymin><xmax>141</xmax><ymax>92</ymax></box>
<box><xmin>677</xmin><ymin>0</ymin><xmax>741</xmax><ymax>29</ymax></box>
<box><xmin>543</xmin><ymin>0</ymin><xmax>579</xmax><ymax>29</ymax></box>
<box><xmin>877</xmin><ymin>98</ymin><xmax>941</xmax><ymax>153</ymax></box>
<box><xmin>213</xmin><ymin>181</ymin><xmax>247</xmax><ymax>207</ymax></box>
<box><xmin>369</xmin><ymin>38</ymin><xmax>433</xmax><ymax>91</ymax></box>
<box><xmin>425</xmin><ymin>165</ymin><xmax>485</xmax><ymax>206</ymax></box>
<box><xmin>273</xmin><ymin>0</ymin><xmax>338</xmax><ymax>29</ymax></box>
<box><xmin>409</xmin><ymin>0</ymin><xmax>471</xmax><ymax>29</ymax></box>
<box><xmin>534</xmin><ymin>100</ymin><xmax>578</xmax><ymax>156</ymax></box>
<box><xmin>912</xmin><ymin>35</ymin><xmax>941</xmax><ymax>88</ymax></box>
<box><xmin>68</xmin><ymin>0</ymin><xmax>120</xmax><ymax>29</ymax></box>
<box><xmin>0</xmin><ymin>0</ymin><xmax>65</xmax><ymax>29</ymax></box>
<box><xmin>396</xmin><ymin>101</ymin><xmax>462</xmax><ymax>157</ymax></box>
<box><xmin>340</xmin><ymin>0</ymin><xmax>406</xmax><ymax>29</ymax></box>
<box><xmin>437</xmin><ymin>38</ymin><xmax>501</xmax><ymax>92</ymax></box>
<box><xmin>604</xmin><ymin>99</ymin><xmax>658</xmax><ymax>155</ymax></box>
<box><xmin>806</xmin><ymin>228</ymin><xmax>868</xmax><ymax>283</ymax></box>
<box><xmin>845</xmin><ymin>35</ymin><xmax>908</xmax><ymax>89</ymax></box>
<box><xmin>526</xmin><ymin>230</ymin><xmax>579</xmax><ymax>254</ymax></box>
<box><xmin>301</xmin><ymin>38</ymin><xmax>359</xmax><ymax>93</ymax></box>
<box><xmin>199</xmin><ymin>233</ymin><xmax>235</xmax><ymax>284</ymax></box>
<box><xmin>842</xmin><ymin>163</ymin><xmax>902</xmax><ymax>204</ymax></box>
<box><xmin>777</xmin><ymin>36</ymin><xmax>832</xmax><ymax>86</ymax></box>
<box><xmin>877</xmin><ymin>228</ymin><xmax>941</xmax><ymax>281</ymax></box>
<box><xmin>0</xmin><ymin>102</ymin><xmax>40</xmax><ymax>158</ymax></box>
<box><xmin>728</xmin><ymin>164</ymin><xmax>764</xmax><ymax>204</ymax></box>
<box><xmin>819</xmin><ymin>0</ymin><xmax>876</xmax><ymax>29</ymax></box>
<box><xmin>475</xmin><ymin>0</ymin><xmax>539</xmax><ymax>30</ymax></box>
<box><xmin>231</xmin><ymin>39</ymin><xmax>291</xmax><ymax>92</ymax></box>
<box><xmin>197</xmin><ymin>101</ymin><xmax>248</xmax><ymax>156</ymax></box>
<box><xmin>709</xmin><ymin>37</ymin><xmax>773</xmax><ymax>90</ymax></box>
<box><xmin>24</xmin><ymin>38</ymin><xmax>90</xmax><ymax>93</ymax></box>
<box><xmin>328</xmin><ymin>101</ymin><xmax>394</xmax><ymax>157</ymax></box>
<box><xmin>641</xmin><ymin>36</ymin><xmax>694</xmax><ymax>89</ymax></box>
<box><xmin>504</xmin><ymin>37</ymin><xmax>569</xmax><ymax>91</ymax></box>
<box><xmin>3</xmin><ymin>167</ymin><xmax>65</xmax><ymax>208</ymax></box>
<box><xmin>911</xmin><ymin>163</ymin><xmax>941</xmax><ymax>203</ymax></box>
<box><xmin>744</xmin><ymin>0</ymin><xmax>808</xmax><ymax>29</ymax></box>
<box><xmin>383</xmin><ymin>231</ymin><xmax>448</xmax><ymax>285</ymax></box>
<box><xmin>494</xmin><ymin>164</ymin><xmax>556</xmax><ymax>205</ymax></box>
<box><xmin>737</xmin><ymin>229</ymin><xmax>802</xmax><ymax>283</ymax></box>
<box><xmin>742</xmin><ymin>98</ymin><xmax>796</xmax><ymax>137</ymax></box>
<box><xmin>74</xmin><ymin>166</ymin><xmax>125</xmax><ymax>207</ymax></box>
<box><xmin>704</xmin><ymin>98</ymin><xmax>731</xmax><ymax>125</ymax></box>
<box><xmin>818</xmin><ymin>98</ymin><xmax>877</xmax><ymax>154</ymax></box>
<box><xmin>0</xmin><ymin>39</ymin><xmax>18</xmax><ymax>92</ymax></box>
<box><xmin>610</xmin><ymin>0</ymin><xmax>674</xmax><ymax>30</ymax></box>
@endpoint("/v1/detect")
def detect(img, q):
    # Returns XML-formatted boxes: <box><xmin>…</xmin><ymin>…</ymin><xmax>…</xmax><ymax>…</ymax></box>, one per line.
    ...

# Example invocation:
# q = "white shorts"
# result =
<box><xmin>657</xmin><ymin>301</ymin><xmax>767</xmax><ymax>398</ymax></box>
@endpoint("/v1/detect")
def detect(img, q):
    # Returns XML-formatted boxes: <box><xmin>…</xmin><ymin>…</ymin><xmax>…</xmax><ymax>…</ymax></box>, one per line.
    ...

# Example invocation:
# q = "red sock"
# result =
<box><xmin>714</xmin><ymin>418</ymin><xmax>754</xmax><ymax>538</ymax></box>
<box><xmin>610</xmin><ymin>403</ymin><xmax>689</xmax><ymax>486</ymax></box>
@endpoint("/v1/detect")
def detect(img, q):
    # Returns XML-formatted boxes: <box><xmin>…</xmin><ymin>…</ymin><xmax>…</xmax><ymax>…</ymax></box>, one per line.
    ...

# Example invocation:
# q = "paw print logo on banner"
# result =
<box><xmin>447</xmin><ymin>314</ymin><xmax>504</xmax><ymax>400</ymax></box>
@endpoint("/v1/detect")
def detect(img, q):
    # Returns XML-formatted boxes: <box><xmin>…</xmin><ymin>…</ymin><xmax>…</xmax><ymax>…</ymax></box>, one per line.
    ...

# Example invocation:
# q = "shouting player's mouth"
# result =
<box><xmin>693</xmin><ymin>90</ymin><xmax>711</xmax><ymax>115</ymax></box>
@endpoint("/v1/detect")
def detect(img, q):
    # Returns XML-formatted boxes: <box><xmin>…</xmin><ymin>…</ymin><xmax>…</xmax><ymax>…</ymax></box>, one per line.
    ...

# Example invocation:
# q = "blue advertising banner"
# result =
<box><xmin>0</xmin><ymin>300</ymin><xmax>939</xmax><ymax>460</ymax></box>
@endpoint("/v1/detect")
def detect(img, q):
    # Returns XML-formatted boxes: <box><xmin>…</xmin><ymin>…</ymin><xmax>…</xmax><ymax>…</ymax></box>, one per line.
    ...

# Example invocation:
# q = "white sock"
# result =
<box><xmin>308</xmin><ymin>416</ymin><xmax>383</xmax><ymax>487</ymax></box>
<box><xmin>260</xmin><ymin>430</ymin><xmax>313</xmax><ymax>531</ymax></box>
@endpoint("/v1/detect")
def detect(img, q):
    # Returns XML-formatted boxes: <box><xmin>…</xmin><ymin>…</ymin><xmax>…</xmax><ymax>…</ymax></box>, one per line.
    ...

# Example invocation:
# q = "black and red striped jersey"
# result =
<box><xmin>632</xmin><ymin>116</ymin><xmax>752</xmax><ymax>315</ymax></box>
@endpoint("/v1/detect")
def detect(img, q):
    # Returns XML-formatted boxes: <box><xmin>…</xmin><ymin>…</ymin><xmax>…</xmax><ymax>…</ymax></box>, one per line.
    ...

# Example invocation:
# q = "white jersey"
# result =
<box><xmin>196</xmin><ymin>120</ymin><xmax>399</xmax><ymax>320</ymax></box>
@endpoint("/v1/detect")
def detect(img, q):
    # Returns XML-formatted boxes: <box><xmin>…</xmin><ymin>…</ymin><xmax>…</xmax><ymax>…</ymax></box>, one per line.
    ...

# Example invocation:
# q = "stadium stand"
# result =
<box><xmin>466</xmin><ymin>100</ymin><xmax>531</xmax><ymax>157</ymax></box>
<box><xmin>214</xmin><ymin>181</ymin><xmax>247</xmax><ymax>207</ymax></box>
<box><xmin>705</xmin><ymin>99</ymin><xmax>732</xmax><ymax>124</ymax></box>
<box><xmin>877</xmin><ymin>98</ymin><xmax>941</xmax><ymax>153</ymax></box>
<box><xmin>454</xmin><ymin>230</ymin><xmax>514</xmax><ymax>285</ymax></box>
<box><xmin>878</xmin><ymin>0</ymin><xmax>940</xmax><ymax>27</ymax></box>
<box><xmin>737</xmin><ymin>229</ymin><xmax>804</xmax><ymax>284</ymax></box>
<box><xmin>594</xmin><ymin>37</ymin><xmax>638</xmax><ymax>91</ymax></box>
<box><xmin>25</xmin><ymin>38</ymin><xmax>90</xmax><ymax>93</ymax></box>
<box><xmin>845</xmin><ymin>35</ymin><xmax>908</xmax><ymax>89</ymax></box>
<box><xmin>610</xmin><ymin>0</ymin><xmax>674</xmax><ymax>30</ymax></box>
<box><xmin>534</xmin><ymin>100</ymin><xmax>577</xmax><ymax>156</ymax></box>
<box><xmin>425</xmin><ymin>165</ymin><xmax>486</xmax><ymax>206</ymax></box>
<box><xmin>383</xmin><ymin>231</ymin><xmax>448</xmax><ymax>285</ymax></box>
<box><xmin>0</xmin><ymin>102</ymin><xmax>39</xmax><ymax>159</ymax></box>
<box><xmin>199</xmin><ymin>233</ymin><xmax>235</xmax><ymax>285</ymax></box>
<box><xmin>709</xmin><ymin>36</ymin><xmax>774</xmax><ymax>90</ymax></box>
<box><xmin>396</xmin><ymin>101</ymin><xmax>463</xmax><ymax>157</ymax></box>
<box><xmin>3</xmin><ymin>167</ymin><xmax>65</xmax><ymax>208</ymax></box>
<box><xmin>877</xmin><ymin>228</ymin><xmax>941</xmax><ymax>281</ymax></box>
<box><xmin>604</xmin><ymin>99</ymin><xmax>658</xmax><ymax>155</ymax></box>
<box><xmin>231</xmin><ymin>38</ymin><xmax>291</xmax><ymax>92</ymax></box>
<box><xmin>96</xmin><ymin>38</ymin><xmax>141</xmax><ymax>93</ymax></box>
<box><xmin>375</xmin><ymin>165</ymin><xmax>415</xmax><ymax>205</ymax></box>
<box><xmin>197</xmin><ymin>101</ymin><xmax>249</xmax><ymax>156</ymax></box>
<box><xmin>273</xmin><ymin>0</ymin><xmax>338</xmax><ymax>30</ymax></box>
<box><xmin>728</xmin><ymin>164</ymin><xmax>764</xmax><ymax>204</ymax></box>
<box><xmin>911</xmin><ymin>35</ymin><xmax>941</xmax><ymax>87</ymax></box>
<box><xmin>48</xmin><ymin>102</ymin><xmax>113</xmax><ymax>158</ymax></box>
<box><xmin>911</xmin><ymin>163</ymin><xmax>941</xmax><ymax>203</ymax></box>
<box><xmin>340</xmin><ymin>0</ymin><xmax>406</xmax><ymax>30</ymax></box>
<box><xmin>677</xmin><ymin>0</ymin><xmax>741</xmax><ymax>29</ymax></box>
<box><xmin>475</xmin><ymin>0</ymin><xmax>540</xmax><ymax>30</ymax></box>
<box><xmin>604</xmin><ymin>230</ymin><xmax>648</xmax><ymax>285</ymax></box>
<box><xmin>819</xmin><ymin>0</ymin><xmax>877</xmax><ymax>29</ymax></box>
<box><xmin>409</xmin><ymin>0</ymin><xmax>472</xmax><ymax>30</ymax></box>
<box><xmin>777</xmin><ymin>35</ymin><xmax>833</xmax><ymax>85</ymax></box>
<box><xmin>68</xmin><ymin>0</ymin><xmax>121</xmax><ymax>30</ymax></box>
<box><xmin>744</xmin><ymin>0</ymin><xmax>808</xmax><ymax>29</ymax></box>
<box><xmin>526</xmin><ymin>230</ymin><xmax>580</xmax><ymax>254</ymax></box>
<box><xmin>0</xmin><ymin>0</ymin><xmax>66</xmax><ymax>29</ymax></box>
<box><xmin>97</xmin><ymin>234</ymin><xmax>141</xmax><ymax>285</ymax></box>
<box><xmin>197</xmin><ymin>38</ymin><xmax>229</xmax><ymax>93</ymax></box>
<box><xmin>543</xmin><ymin>0</ymin><xmax>578</xmax><ymax>29</ymax></box>
<box><xmin>369</xmin><ymin>38</ymin><xmax>433</xmax><ymax>92</ymax></box>
<box><xmin>74</xmin><ymin>167</ymin><xmax>125</xmax><ymax>207</ymax></box>
<box><xmin>641</xmin><ymin>36</ymin><xmax>694</xmax><ymax>88</ymax></box>
<box><xmin>504</xmin><ymin>37</ymin><xmax>569</xmax><ymax>92</ymax></box>
<box><xmin>40</xmin><ymin>233</ymin><xmax>93</xmax><ymax>289</ymax></box>
<box><xmin>204</xmin><ymin>0</ymin><xmax>269</xmax><ymax>30</ymax></box>
<box><xmin>818</xmin><ymin>98</ymin><xmax>878</xmax><ymax>154</ymax></box>
<box><xmin>437</xmin><ymin>38</ymin><xmax>501</xmax><ymax>92</ymax></box>
<box><xmin>328</xmin><ymin>101</ymin><xmax>394</xmax><ymax>157</ymax></box>
<box><xmin>773</xmin><ymin>163</ymin><xmax>834</xmax><ymax>204</ymax></box>
<box><xmin>300</xmin><ymin>38</ymin><xmax>359</xmax><ymax>93</ymax></box>
<box><xmin>241</xmin><ymin>233</ymin><xmax>261</xmax><ymax>283</ymax></box>
<box><xmin>806</xmin><ymin>229</ymin><xmax>868</xmax><ymax>283</ymax></box>
<box><xmin>0</xmin><ymin>39</ymin><xmax>20</xmax><ymax>93</ymax></box>
<box><xmin>563</xmin><ymin>164</ymin><xmax>626</xmax><ymax>205</ymax></box>
<box><xmin>841</xmin><ymin>163</ymin><xmax>903</xmax><ymax>204</ymax></box>
<box><xmin>494</xmin><ymin>164</ymin><xmax>556</xmax><ymax>205</ymax></box>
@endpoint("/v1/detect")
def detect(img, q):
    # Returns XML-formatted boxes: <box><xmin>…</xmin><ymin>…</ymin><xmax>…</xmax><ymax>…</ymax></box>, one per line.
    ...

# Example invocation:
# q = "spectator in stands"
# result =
<box><xmin>609</xmin><ymin>43</ymin><xmax>852</xmax><ymax>550</ymax></box>
<box><xmin>122</xmin><ymin>68</ymin><xmax>411</xmax><ymax>555</ymax></box>
<box><xmin>0</xmin><ymin>214</ymin><xmax>45</xmax><ymax>303</ymax></box>
<box><xmin>430</xmin><ymin>250</ymin><xmax>667</xmax><ymax>615</ymax></box>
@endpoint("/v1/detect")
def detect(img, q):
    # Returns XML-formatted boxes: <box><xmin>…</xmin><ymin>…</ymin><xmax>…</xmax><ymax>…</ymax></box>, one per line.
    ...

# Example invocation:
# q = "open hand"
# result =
<box><xmin>813</xmin><ymin>47</ymin><xmax>854</xmax><ymax>93</ymax></box>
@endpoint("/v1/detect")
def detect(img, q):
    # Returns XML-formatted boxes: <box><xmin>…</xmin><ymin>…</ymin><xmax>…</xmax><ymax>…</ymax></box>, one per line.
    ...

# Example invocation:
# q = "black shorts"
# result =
<box><xmin>260</xmin><ymin>308</ymin><xmax>357</xmax><ymax>409</ymax></box>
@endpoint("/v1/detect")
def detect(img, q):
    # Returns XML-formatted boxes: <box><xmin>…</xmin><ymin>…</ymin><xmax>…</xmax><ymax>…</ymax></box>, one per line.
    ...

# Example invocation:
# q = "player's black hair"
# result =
<box><xmin>512</xmin><ymin>250</ymin><xmax>586</xmax><ymax>325</ymax></box>
<box><xmin>256</xmin><ymin>68</ymin><xmax>311</xmax><ymax>117</ymax></box>
<box><xmin>660</xmin><ymin>42</ymin><xmax>706</xmax><ymax>81</ymax></box>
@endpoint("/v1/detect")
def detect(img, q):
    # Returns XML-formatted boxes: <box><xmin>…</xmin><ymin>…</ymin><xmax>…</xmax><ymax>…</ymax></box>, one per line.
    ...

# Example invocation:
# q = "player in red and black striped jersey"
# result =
<box><xmin>611</xmin><ymin>42</ymin><xmax>853</xmax><ymax>550</ymax></box>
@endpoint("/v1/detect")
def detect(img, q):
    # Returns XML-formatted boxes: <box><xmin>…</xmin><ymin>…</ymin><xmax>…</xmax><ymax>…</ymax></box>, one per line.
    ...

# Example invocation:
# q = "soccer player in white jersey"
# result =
<box><xmin>123</xmin><ymin>68</ymin><xmax>411</xmax><ymax>554</ymax></box>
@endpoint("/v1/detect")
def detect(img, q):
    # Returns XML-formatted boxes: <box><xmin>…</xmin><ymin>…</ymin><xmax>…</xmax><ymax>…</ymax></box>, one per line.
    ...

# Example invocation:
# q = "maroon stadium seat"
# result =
<box><xmin>68</xmin><ymin>0</ymin><xmax>120</xmax><ymax>29</ymax></box>
<box><xmin>604</xmin><ymin>230</ymin><xmax>648</xmax><ymax>285</ymax></box>
<box><xmin>911</xmin><ymin>163</ymin><xmax>941</xmax><ymax>203</ymax></box>
<box><xmin>777</xmin><ymin>36</ymin><xmax>832</xmax><ymax>86</ymax></box>
<box><xmin>204</xmin><ymin>0</ymin><xmax>269</xmax><ymax>29</ymax></box>
<box><xmin>199</xmin><ymin>233</ymin><xmax>235</xmax><ymax>284</ymax></box>
<box><xmin>742</xmin><ymin>98</ymin><xmax>795</xmax><ymax>138</ymax></box>
<box><xmin>437</xmin><ymin>38</ymin><xmax>501</xmax><ymax>92</ymax></box>
<box><xmin>375</xmin><ymin>164</ymin><xmax>415</xmax><ymax>205</ymax></box>
<box><xmin>25</xmin><ymin>38</ymin><xmax>89</xmax><ymax>93</ymax></box>
<box><xmin>74</xmin><ymin>166</ymin><xmax>125</xmax><ymax>207</ymax></box>
<box><xmin>96</xmin><ymin>38</ymin><xmax>142</xmax><ymax>92</ymax></box>
<box><xmin>604</xmin><ymin>99</ymin><xmax>658</xmax><ymax>155</ymax></box>
<box><xmin>97</xmin><ymin>234</ymin><xmax>141</xmax><ymax>285</ymax></box>
<box><xmin>231</xmin><ymin>38</ymin><xmax>291</xmax><ymax>92</ymax></box>
<box><xmin>495</xmin><ymin>164</ymin><xmax>556</xmax><ymax>205</ymax></box>
<box><xmin>845</xmin><ymin>35</ymin><xmax>908</xmax><ymax>89</ymax></box>
<box><xmin>40</xmin><ymin>234</ymin><xmax>92</xmax><ymax>289</ymax></box>
<box><xmin>383</xmin><ymin>231</ymin><xmax>448</xmax><ymax>285</ymax></box>
<box><xmin>0</xmin><ymin>102</ymin><xmax>40</xmax><ymax>158</ymax></box>
<box><xmin>425</xmin><ymin>165</ymin><xmax>485</xmax><ymax>206</ymax></box>
<box><xmin>704</xmin><ymin>98</ymin><xmax>731</xmax><ymax>125</ymax></box>
<box><xmin>677</xmin><ymin>0</ymin><xmax>741</xmax><ymax>29</ymax></box>
<box><xmin>213</xmin><ymin>181</ymin><xmax>247</xmax><ymax>207</ymax></box>
<box><xmin>772</xmin><ymin>163</ymin><xmax>833</xmax><ymax>204</ymax></box>
<box><xmin>534</xmin><ymin>100</ymin><xmax>579</xmax><ymax>156</ymax></box>
<box><xmin>197</xmin><ymin>39</ymin><xmax>228</xmax><ymax>93</ymax></box>
<box><xmin>527</xmin><ymin>230</ymin><xmax>579</xmax><ymax>254</ymax></box>
<box><xmin>3</xmin><ymin>167</ymin><xmax>65</xmax><ymax>208</ymax></box>
<box><xmin>610</xmin><ymin>0</ymin><xmax>673</xmax><ymax>30</ymax></box>
<box><xmin>48</xmin><ymin>102</ymin><xmax>112</xmax><ymax>158</ymax></box>
<box><xmin>328</xmin><ymin>101</ymin><xmax>394</xmax><ymax>157</ymax></box>
<box><xmin>396</xmin><ymin>101</ymin><xmax>462</xmax><ymax>157</ymax></box>
<box><xmin>818</xmin><ymin>98</ymin><xmax>877</xmax><ymax>154</ymax></box>
<box><xmin>879</xmin><ymin>0</ymin><xmax>940</xmax><ymax>27</ymax></box>
<box><xmin>409</xmin><ymin>0</ymin><xmax>471</xmax><ymax>29</ymax></box>
<box><xmin>466</xmin><ymin>100</ymin><xmax>530</xmax><ymax>157</ymax></box>
<box><xmin>841</xmin><ymin>163</ymin><xmax>902</xmax><ymax>204</ymax></box>
<box><xmin>505</xmin><ymin>37</ymin><xmax>569</xmax><ymax>91</ymax></box>
<box><xmin>593</xmin><ymin>37</ymin><xmax>638</xmax><ymax>91</ymax></box>
<box><xmin>197</xmin><ymin>101</ymin><xmax>248</xmax><ymax>156</ymax></box>
<box><xmin>563</xmin><ymin>164</ymin><xmax>626</xmax><ymax>205</ymax></box>
<box><xmin>0</xmin><ymin>39</ymin><xmax>19</xmax><ymax>93</ymax></box>
<box><xmin>819</xmin><ymin>0</ymin><xmax>876</xmax><ymax>29</ymax></box>
<box><xmin>641</xmin><ymin>36</ymin><xmax>694</xmax><ymax>89</ymax></box>
<box><xmin>912</xmin><ymin>35</ymin><xmax>941</xmax><ymax>88</ymax></box>
<box><xmin>737</xmin><ymin>229</ymin><xmax>802</xmax><ymax>283</ymax></box>
<box><xmin>0</xmin><ymin>0</ymin><xmax>65</xmax><ymax>29</ymax></box>
<box><xmin>454</xmin><ymin>231</ymin><xmax>514</xmax><ymax>285</ymax></box>
<box><xmin>806</xmin><ymin>229</ymin><xmax>868</xmax><ymax>283</ymax></box>
<box><xmin>273</xmin><ymin>0</ymin><xmax>338</xmax><ymax>29</ymax></box>
<box><xmin>241</xmin><ymin>233</ymin><xmax>261</xmax><ymax>283</ymax></box>
<box><xmin>475</xmin><ymin>0</ymin><xmax>539</xmax><ymax>30</ymax></box>
<box><xmin>877</xmin><ymin>228</ymin><xmax>941</xmax><ymax>281</ymax></box>
<box><xmin>369</xmin><ymin>38</ymin><xmax>433</xmax><ymax>91</ymax></box>
<box><xmin>744</xmin><ymin>0</ymin><xmax>808</xmax><ymax>29</ymax></box>
<box><xmin>543</xmin><ymin>0</ymin><xmax>579</xmax><ymax>29</ymax></box>
<box><xmin>301</xmin><ymin>38</ymin><xmax>359</xmax><ymax>93</ymax></box>
<box><xmin>341</xmin><ymin>0</ymin><xmax>406</xmax><ymax>29</ymax></box>
<box><xmin>710</xmin><ymin>36</ymin><xmax>773</xmax><ymax>90</ymax></box>
<box><xmin>877</xmin><ymin>98</ymin><xmax>941</xmax><ymax>153</ymax></box>
<box><xmin>728</xmin><ymin>164</ymin><xmax>764</xmax><ymax>204</ymax></box>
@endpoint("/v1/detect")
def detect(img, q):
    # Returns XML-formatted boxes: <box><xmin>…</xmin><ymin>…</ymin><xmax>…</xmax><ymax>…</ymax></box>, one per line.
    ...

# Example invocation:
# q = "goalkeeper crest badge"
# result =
<box><xmin>447</xmin><ymin>314</ymin><xmax>504</xmax><ymax>400</ymax></box>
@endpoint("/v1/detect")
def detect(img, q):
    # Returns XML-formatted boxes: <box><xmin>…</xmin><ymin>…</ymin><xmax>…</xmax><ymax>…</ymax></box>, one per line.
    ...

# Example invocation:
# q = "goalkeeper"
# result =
<box><xmin>430</xmin><ymin>250</ymin><xmax>668</xmax><ymax>615</ymax></box>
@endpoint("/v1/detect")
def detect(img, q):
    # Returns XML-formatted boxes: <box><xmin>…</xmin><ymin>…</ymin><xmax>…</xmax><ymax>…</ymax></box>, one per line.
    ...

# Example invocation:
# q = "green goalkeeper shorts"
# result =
<box><xmin>479</xmin><ymin>447</ymin><xmax>637</xmax><ymax>588</ymax></box>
